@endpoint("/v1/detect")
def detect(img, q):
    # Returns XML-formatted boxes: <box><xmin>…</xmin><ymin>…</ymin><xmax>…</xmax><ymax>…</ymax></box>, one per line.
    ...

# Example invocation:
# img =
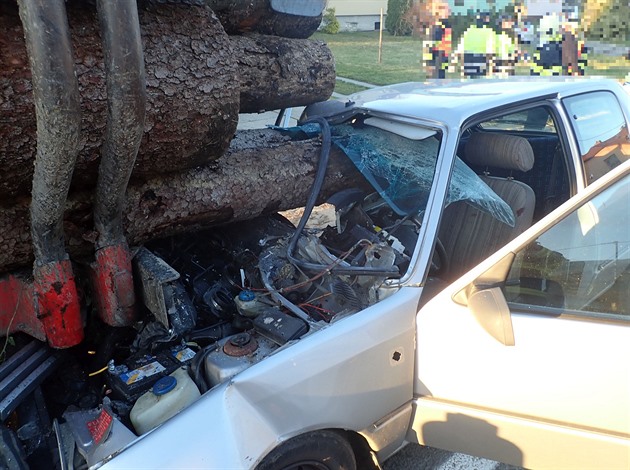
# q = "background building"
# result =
<box><xmin>525</xmin><ymin>0</ymin><xmax>563</xmax><ymax>17</ymax></box>
<box><xmin>326</xmin><ymin>0</ymin><xmax>388</xmax><ymax>31</ymax></box>
<box><xmin>448</xmin><ymin>0</ymin><xmax>513</xmax><ymax>15</ymax></box>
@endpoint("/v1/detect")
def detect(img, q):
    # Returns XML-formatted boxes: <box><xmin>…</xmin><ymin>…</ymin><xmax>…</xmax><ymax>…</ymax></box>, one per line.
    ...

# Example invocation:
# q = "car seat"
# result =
<box><xmin>438</xmin><ymin>132</ymin><xmax>536</xmax><ymax>280</ymax></box>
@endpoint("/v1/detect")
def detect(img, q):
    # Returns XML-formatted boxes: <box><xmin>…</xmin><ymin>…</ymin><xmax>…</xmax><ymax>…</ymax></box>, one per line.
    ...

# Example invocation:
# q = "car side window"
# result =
<box><xmin>563</xmin><ymin>91</ymin><xmax>630</xmax><ymax>184</ymax></box>
<box><xmin>466</xmin><ymin>106</ymin><xmax>571</xmax><ymax>222</ymax></box>
<box><xmin>478</xmin><ymin>108</ymin><xmax>556</xmax><ymax>133</ymax></box>
<box><xmin>504</xmin><ymin>173</ymin><xmax>630</xmax><ymax>318</ymax></box>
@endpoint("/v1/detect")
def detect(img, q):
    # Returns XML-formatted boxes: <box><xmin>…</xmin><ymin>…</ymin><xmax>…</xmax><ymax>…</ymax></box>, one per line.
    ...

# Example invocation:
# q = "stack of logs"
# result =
<box><xmin>0</xmin><ymin>0</ymin><xmax>364</xmax><ymax>273</ymax></box>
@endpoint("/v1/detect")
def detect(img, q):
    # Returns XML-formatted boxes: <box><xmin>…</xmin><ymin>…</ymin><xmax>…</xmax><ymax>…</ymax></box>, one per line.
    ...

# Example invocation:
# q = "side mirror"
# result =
<box><xmin>453</xmin><ymin>253</ymin><xmax>516</xmax><ymax>346</ymax></box>
<box><xmin>468</xmin><ymin>287</ymin><xmax>515</xmax><ymax>346</ymax></box>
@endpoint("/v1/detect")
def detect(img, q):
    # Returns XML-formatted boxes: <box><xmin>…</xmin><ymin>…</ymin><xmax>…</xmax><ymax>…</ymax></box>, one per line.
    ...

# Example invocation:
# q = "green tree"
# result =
<box><xmin>585</xmin><ymin>0</ymin><xmax>630</xmax><ymax>43</ymax></box>
<box><xmin>386</xmin><ymin>0</ymin><xmax>412</xmax><ymax>36</ymax></box>
<box><xmin>321</xmin><ymin>7</ymin><xmax>340</xmax><ymax>34</ymax></box>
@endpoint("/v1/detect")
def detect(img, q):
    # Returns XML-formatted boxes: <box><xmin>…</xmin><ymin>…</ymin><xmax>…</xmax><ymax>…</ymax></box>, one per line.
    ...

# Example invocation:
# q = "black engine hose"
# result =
<box><xmin>189</xmin><ymin>343</ymin><xmax>218</xmax><ymax>394</ymax></box>
<box><xmin>286</xmin><ymin>117</ymin><xmax>400</xmax><ymax>278</ymax></box>
<box><xmin>286</xmin><ymin>116</ymin><xmax>331</xmax><ymax>267</ymax></box>
<box><xmin>188</xmin><ymin>322</ymin><xmax>236</xmax><ymax>344</ymax></box>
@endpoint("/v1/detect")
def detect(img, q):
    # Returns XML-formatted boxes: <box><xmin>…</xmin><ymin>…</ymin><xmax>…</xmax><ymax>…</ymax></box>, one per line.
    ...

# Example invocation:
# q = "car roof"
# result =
<box><xmin>348</xmin><ymin>78</ymin><xmax>623</xmax><ymax>128</ymax></box>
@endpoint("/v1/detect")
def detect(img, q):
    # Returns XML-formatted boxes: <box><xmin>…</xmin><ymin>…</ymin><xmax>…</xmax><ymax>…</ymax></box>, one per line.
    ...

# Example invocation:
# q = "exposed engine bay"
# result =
<box><xmin>1</xmin><ymin>188</ymin><xmax>418</xmax><ymax>468</ymax></box>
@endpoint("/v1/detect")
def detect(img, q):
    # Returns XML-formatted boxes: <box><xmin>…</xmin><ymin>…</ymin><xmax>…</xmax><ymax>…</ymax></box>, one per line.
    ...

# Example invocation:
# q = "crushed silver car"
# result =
<box><xmin>3</xmin><ymin>79</ymin><xmax>630</xmax><ymax>470</ymax></box>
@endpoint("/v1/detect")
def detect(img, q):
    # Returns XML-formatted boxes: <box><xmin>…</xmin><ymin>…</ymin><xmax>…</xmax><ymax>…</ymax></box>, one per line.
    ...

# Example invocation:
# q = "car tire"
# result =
<box><xmin>257</xmin><ymin>430</ymin><xmax>357</xmax><ymax>470</ymax></box>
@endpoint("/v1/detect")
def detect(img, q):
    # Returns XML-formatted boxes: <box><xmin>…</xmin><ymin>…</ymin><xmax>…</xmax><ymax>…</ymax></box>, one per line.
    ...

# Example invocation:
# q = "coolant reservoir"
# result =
<box><xmin>130</xmin><ymin>367</ymin><xmax>200</xmax><ymax>435</ymax></box>
<box><xmin>234</xmin><ymin>290</ymin><xmax>267</xmax><ymax>318</ymax></box>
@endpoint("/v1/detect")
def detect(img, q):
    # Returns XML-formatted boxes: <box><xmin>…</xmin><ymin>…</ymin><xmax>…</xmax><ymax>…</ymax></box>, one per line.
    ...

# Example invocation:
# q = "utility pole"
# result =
<box><xmin>378</xmin><ymin>8</ymin><xmax>384</xmax><ymax>63</ymax></box>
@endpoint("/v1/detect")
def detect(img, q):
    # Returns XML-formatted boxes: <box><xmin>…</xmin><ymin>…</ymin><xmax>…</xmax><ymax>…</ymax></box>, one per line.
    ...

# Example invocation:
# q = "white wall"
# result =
<box><xmin>326</xmin><ymin>0</ymin><xmax>388</xmax><ymax>16</ymax></box>
<box><xmin>526</xmin><ymin>0</ymin><xmax>563</xmax><ymax>17</ymax></box>
<box><xmin>326</xmin><ymin>0</ymin><xmax>387</xmax><ymax>31</ymax></box>
<box><xmin>337</xmin><ymin>14</ymin><xmax>383</xmax><ymax>31</ymax></box>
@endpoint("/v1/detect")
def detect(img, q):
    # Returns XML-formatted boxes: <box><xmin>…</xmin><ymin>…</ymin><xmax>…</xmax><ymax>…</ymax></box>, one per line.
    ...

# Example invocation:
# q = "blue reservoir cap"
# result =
<box><xmin>152</xmin><ymin>376</ymin><xmax>177</xmax><ymax>396</ymax></box>
<box><xmin>238</xmin><ymin>290</ymin><xmax>256</xmax><ymax>302</ymax></box>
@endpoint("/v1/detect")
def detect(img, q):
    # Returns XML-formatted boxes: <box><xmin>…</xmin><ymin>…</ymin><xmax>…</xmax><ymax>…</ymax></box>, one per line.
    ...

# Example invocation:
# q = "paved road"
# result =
<box><xmin>335</xmin><ymin>76</ymin><xmax>377</xmax><ymax>89</ymax></box>
<box><xmin>383</xmin><ymin>443</ymin><xmax>523</xmax><ymax>470</ymax></box>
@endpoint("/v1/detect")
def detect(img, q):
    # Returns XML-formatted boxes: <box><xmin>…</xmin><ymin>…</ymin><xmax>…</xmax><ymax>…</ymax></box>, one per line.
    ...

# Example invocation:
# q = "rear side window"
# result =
<box><xmin>478</xmin><ymin>108</ymin><xmax>556</xmax><ymax>133</ymax></box>
<box><xmin>469</xmin><ymin>105</ymin><xmax>570</xmax><ymax>221</ymax></box>
<box><xmin>563</xmin><ymin>91</ymin><xmax>630</xmax><ymax>184</ymax></box>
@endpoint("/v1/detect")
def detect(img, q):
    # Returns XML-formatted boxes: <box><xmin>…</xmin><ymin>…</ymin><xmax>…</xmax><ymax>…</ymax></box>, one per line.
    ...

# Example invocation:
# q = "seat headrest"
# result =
<box><xmin>466</xmin><ymin>133</ymin><xmax>535</xmax><ymax>172</ymax></box>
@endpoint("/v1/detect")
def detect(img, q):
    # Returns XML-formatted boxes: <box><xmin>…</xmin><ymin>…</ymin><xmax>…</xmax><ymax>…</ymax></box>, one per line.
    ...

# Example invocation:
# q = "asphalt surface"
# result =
<box><xmin>383</xmin><ymin>443</ymin><xmax>523</xmax><ymax>470</ymax></box>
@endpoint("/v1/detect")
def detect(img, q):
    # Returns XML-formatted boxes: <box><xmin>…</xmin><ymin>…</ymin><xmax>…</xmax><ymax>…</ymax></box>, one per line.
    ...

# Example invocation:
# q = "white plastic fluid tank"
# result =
<box><xmin>130</xmin><ymin>367</ymin><xmax>201</xmax><ymax>435</ymax></box>
<box><xmin>234</xmin><ymin>290</ymin><xmax>267</xmax><ymax>318</ymax></box>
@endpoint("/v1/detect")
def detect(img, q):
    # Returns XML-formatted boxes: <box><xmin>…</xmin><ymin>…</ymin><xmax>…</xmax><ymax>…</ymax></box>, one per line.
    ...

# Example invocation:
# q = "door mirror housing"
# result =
<box><xmin>454</xmin><ymin>253</ymin><xmax>516</xmax><ymax>346</ymax></box>
<box><xmin>468</xmin><ymin>287</ymin><xmax>515</xmax><ymax>346</ymax></box>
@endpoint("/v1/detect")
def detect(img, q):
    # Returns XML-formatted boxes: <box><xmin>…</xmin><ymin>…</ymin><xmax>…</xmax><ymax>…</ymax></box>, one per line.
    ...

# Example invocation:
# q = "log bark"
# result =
<box><xmin>0</xmin><ymin>3</ymin><xmax>335</xmax><ymax>201</ymax></box>
<box><xmin>0</xmin><ymin>129</ymin><xmax>367</xmax><ymax>273</ymax></box>
<box><xmin>0</xmin><ymin>1</ymin><xmax>239</xmax><ymax>199</ymax></box>
<box><xmin>233</xmin><ymin>34</ymin><xmax>335</xmax><ymax>113</ymax></box>
<box><xmin>206</xmin><ymin>0</ymin><xmax>325</xmax><ymax>39</ymax></box>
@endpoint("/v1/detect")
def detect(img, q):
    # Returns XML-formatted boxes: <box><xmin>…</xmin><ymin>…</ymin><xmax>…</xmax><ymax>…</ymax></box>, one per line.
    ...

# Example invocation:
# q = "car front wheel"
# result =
<box><xmin>257</xmin><ymin>430</ymin><xmax>356</xmax><ymax>470</ymax></box>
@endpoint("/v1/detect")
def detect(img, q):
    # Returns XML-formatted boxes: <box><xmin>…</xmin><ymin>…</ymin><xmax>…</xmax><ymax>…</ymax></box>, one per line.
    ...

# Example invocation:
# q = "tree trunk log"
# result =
<box><xmin>0</xmin><ymin>2</ymin><xmax>335</xmax><ymax>201</ymax></box>
<box><xmin>0</xmin><ymin>1</ymin><xmax>239</xmax><ymax>199</ymax></box>
<box><xmin>0</xmin><ymin>129</ymin><xmax>367</xmax><ymax>273</ymax></box>
<box><xmin>233</xmin><ymin>34</ymin><xmax>335</xmax><ymax>113</ymax></box>
<box><xmin>206</xmin><ymin>0</ymin><xmax>325</xmax><ymax>38</ymax></box>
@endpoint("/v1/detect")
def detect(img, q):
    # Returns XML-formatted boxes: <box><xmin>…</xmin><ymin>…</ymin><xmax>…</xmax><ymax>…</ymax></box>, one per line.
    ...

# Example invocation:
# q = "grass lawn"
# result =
<box><xmin>334</xmin><ymin>81</ymin><xmax>370</xmax><ymax>96</ymax></box>
<box><xmin>584</xmin><ymin>55</ymin><xmax>630</xmax><ymax>79</ymax></box>
<box><xmin>312</xmin><ymin>31</ymin><xmax>427</xmax><ymax>88</ymax></box>
<box><xmin>313</xmin><ymin>31</ymin><xmax>630</xmax><ymax>95</ymax></box>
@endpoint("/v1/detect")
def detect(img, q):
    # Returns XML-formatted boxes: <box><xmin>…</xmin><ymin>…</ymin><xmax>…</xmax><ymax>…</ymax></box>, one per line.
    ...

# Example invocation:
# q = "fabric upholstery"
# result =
<box><xmin>465</xmin><ymin>132</ymin><xmax>535</xmax><ymax>172</ymax></box>
<box><xmin>464</xmin><ymin>135</ymin><xmax>569</xmax><ymax>221</ymax></box>
<box><xmin>438</xmin><ymin>133</ymin><xmax>536</xmax><ymax>280</ymax></box>
<box><xmin>439</xmin><ymin>176</ymin><xmax>535</xmax><ymax>279</ymax></box>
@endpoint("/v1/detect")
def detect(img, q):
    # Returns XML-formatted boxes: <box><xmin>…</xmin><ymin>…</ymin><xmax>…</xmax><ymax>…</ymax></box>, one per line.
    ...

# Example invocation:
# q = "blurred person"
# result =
<box><xmin>421</xmin><ymin>0</ymin><xmax>452</xmax><ymax>79</ymax></box>
<box><xmin>561</xmin><ymin>20</ymin><xmax>587</xmax><ymax>75</ymax></box>
<box><xmin>494</xmin><ymin>15</ymin><xmax>517</xmax><ymax>77</ymax></box>
<box><xmin>531</xmin><ymin>13</ymin><xmax>563</xmax><ymax>76</ymax></box>
<box><xmin>454</xmin><ymin>13</ymin><xmax>496</xmax><ymax>78</ymax></box>
<box><xmin>561</xmin><ymin>21</ymin><xmax>578</xmax><ymax>75</ymax></box>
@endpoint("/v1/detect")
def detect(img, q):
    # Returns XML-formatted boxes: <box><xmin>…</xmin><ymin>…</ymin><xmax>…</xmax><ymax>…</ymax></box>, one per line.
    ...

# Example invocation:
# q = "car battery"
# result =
<box><xmin>106</xmin><ymin>345</ymin><xmax>196</xmax><ymax>402</ymax></box>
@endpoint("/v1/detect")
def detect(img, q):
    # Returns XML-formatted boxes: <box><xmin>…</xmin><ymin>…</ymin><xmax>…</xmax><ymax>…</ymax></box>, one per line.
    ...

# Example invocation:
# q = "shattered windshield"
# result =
<box><xmin>331</xmin><ymin>123</ymin><xmax>439</xmax><ymax>215</ymax></box>
<box><xmin>284</xmin><ymin>120</ymin><xmax>515</xmax><ymax>227</ymax></box>
<box><xmin>446</xmin><ymin>158</ymin><xmax>515</xmax><ymax>226</ymax></box>
<box><xmin>330</xmin><ymin>123</ymin><xmax>515</xmax><ymax>226</ymax></box>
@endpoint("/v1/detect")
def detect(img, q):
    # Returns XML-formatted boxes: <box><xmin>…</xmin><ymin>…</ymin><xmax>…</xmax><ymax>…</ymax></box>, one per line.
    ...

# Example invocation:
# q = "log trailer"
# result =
<box><xmin>0</xmin><ymin>1</ymin><xmax>335</xmax><ymax>468</ymax></box>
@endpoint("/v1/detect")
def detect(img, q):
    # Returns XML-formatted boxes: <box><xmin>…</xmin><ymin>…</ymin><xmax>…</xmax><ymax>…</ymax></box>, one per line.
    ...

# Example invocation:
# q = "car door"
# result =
<box><xmin>410</xmin><ymin>161</ymin><xmax>630</xmax><ymax>469</ymax></box>
<box><xmin>563</xmin><ymin>90</ymin><xmax>630</xmax><ymax>186</ymax></box>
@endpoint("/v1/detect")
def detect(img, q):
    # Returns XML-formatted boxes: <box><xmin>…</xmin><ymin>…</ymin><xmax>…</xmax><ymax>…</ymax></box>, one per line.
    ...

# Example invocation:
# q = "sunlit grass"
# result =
<box><xmin>333</xmin><ymin>81</ymin><xmax>369</xmax><ymax>96</ymax></box>
<box><xmin>313</xmin><ymin>31</ymin><xmax>426</xmax><ymax>87</ymax></box>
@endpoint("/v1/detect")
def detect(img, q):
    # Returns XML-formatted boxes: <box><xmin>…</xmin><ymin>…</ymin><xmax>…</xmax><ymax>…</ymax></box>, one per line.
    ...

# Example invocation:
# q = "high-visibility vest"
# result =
<box><xmin>496</xmin><ymin>32</ymin><xmax>515</xmax><ymax>60</ymax></box>
<box><xmin>457</xmin><ymin>25</ymin><xmax>496</xmax><ymax>54</ymax></box>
